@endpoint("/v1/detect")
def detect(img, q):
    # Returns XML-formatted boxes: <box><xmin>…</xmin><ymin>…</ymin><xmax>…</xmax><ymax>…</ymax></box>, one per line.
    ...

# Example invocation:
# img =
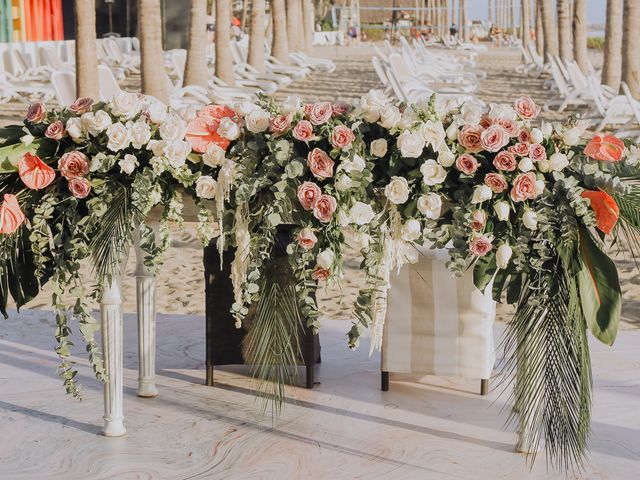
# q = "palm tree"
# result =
<box><xmin>302</xmin><ymin>0</ymin><xmax>314</xmax><ymax>52</ymax></box>
<box><xmin>460</xmin><ymin>0</ymin><xmax>469</xmax><ymax>42</ymax></box>
<box><xmin>139</xmin><ymin>0</ymin><xmax>169</xmax><ymax>103</ymax></box>
<box><xmin>271</xmin><ymin>0</ymin><xmax>289</xmax><ymax>63</ymax></box>
<box><xmin>535</xmin><ymin>0</ymin><xmax>544</xmax><ymax>55</ymax></box>
<box><xmin>539</xmin><ymin>0</ymin><xmax>558</xmax><ymax>58</ymax></box>
<box><xmin>602</xmin><ymin>0</ymin><xmax>623</xmax><ymax>90</ymax></box>
<box><xmin>521</xmin><ymin>0</ymin><xmax>532</xmax><ymax>47</ymax></box>
<box><xmin>248</xmin><ymin>0</ymin><xmax>267</xmax><ymax>71</ymax></box>
<box><xmin>572</xmin><ymin>0</ymin><xmax>588</xmax><ymax>73</ymax></box>
<box><xmin>622</xmin><ymin>0</ymin><xmax>640</xmax><ymax>98</ymax></box>
<box><xmin>215</xmin><ymin>0</ymin><xmax>236</xmax><ymax>86</ymax></box>
<box><xmin>286</xmin><ymin>0</ymin><xmax>303</xmax><ymax>52</ymax></box>
<box><xmin>184</xmin><ymin>0</ymin><xmax>209</xmax><ymax>87</ymax></box>
<box><xmin>557</xmin><ymin>0</ymin><xmax>573</xmax><ymax>61</ymax></box>
<box><xmin>74</xmin><ymin>0</ymin><xmax>99</xmax><ymax>99</ymax></box>
<box><xmin>488</xmin><ymin>0</ymin><xmax>494</xmax><ymax>25</ymax></box>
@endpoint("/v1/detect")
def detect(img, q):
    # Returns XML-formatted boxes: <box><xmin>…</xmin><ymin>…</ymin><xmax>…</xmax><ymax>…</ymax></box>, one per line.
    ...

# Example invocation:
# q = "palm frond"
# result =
<box><xmin>614</xmin><ymin>183</ymin><xmax>640</xmax><ymax>268</ymax></box>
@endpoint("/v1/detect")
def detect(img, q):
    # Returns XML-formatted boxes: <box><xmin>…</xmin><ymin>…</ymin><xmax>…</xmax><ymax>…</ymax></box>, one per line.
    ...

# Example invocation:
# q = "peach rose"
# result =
<box><xmin>493</xmin><ymin>151</ymin><xmax>517</xmax><ymax>171</ymax></box>
<box><xmin>470</xmin><ymin>210</ymin><xmax>487</xmax><ymax>231</ymax></box>
<box><xmin>307</xmin><ymin>148</ymin><xmax>335</xmax><ymax>180</ymax></box>
<box><xmin>312</xmin><ymin>266</ymin><xmax>330</xmax><ymax>280</ymax></box>
<box><xmin>517</xmin><ymin>129</ymin><xmax>532</xmax><ymax>144</ymax></box>
<box><xmin>484</xmin><ymin>173</ymin><xmax>508</xmax><ymax>193</ymax></box>
<box><xmin>514</xmin><ymin>96</ymin><xmax>541</xmax><ymax>120</ymax></box>
<box><xmin>18</xmin><ymin>153</ymin><xmax>55</xmax><ymax>190</ymax></box>
<box><xmin>497</xmin><ymin>118</ymin><xmax>518</xmax><ymax>137</ymax></box>
<box><xmin>458</xmin><ymin>125</ymin><xmax>484</xmax><ymax>153</ymax></box>
<box><xmin>528</xmin><ymin>143</ymin><xmax>547</xmax><ymax>162</ymax></box>
<box><xmin>480</xmin><ymin>125</ymin><xmax>510</xmax><ymax>152</ymax></box>
<box><xmin>297</xmin><ymin>181</ymin><xmax>322</xmax><ymax>210</ymax></box>
<box><xmin>0</xmin><ymin>194</ymin><xmax>25</xmax><ymax>234</ymax></box>
<box><xmin>308</xmin><ymin>102</ymin><xmax>333</xmax><ymax>125</ymax></box>
<box><xmin>508</xmin><ymin>142</ymin><xmax>530</xmax><ymax>156</ymax></box>
<box><xmin>58</xmin><ymin>151</ymin><xmax>89</xmax><ymax>179</ymax></box>
<box><xmin>68</xmin><ymin>176</ymin><xmax>91</xmax><ymax>199</ymax></box>
<box><xmin>331</xmin><ymin>125</ymin><xmax>355</xmax><ymax>150</ymax></box>
<box><xmin>510</xmin><ymin>172</ymin><xmax>538</xmax><ymax>202</ymax></box>
<box><xmin>479</xmin><ymin>115</ymin><xmax>493</xmax><ymax>128</ymax></box>
<box><xmin>269</xmin><ymin>113</ymin><xmax>293</xmax><ymax>136</ymax></box>
<box><xmin>303</xmin><ymin>103</ymin><xmax>314</xmax><ymax>116</ymax></box>
<box><xmin>312</xmin><ymin>194</ymin><xmax>337</xmax><ymax>223</ymax></box>
<box><xmin>69</xmin><ymin>97</ymin><xmax>94</xmax><ymax>115</ymax></box>
<box><xmin>292</xmin><ymin>120</ymin><xmax>315</xmax><ymax>142</ymax></box>
<box><xmin>297</xmin><ymin>227</ymin><xmax>318</xmax><ymax>250</ymax></box>
<box><xmin>332</xmin><ymin>102</ymin><xmax>350</xmax><ymax>116</ymax></box>
<box><xmin>469</xmin><ymin>235</ymin><xmax>493</xmax><ymax>256</ymax></box>
<box><xmin>456</xmin><ymin>153</ymin><xmax>479</xmax><ymax>175</ymax></box>
<box><xmin>26</xmin><ymin>103</ymin><xmax>46</xmax><ymax>123</ymax></box>
<box><xmin>45</xmin><ymin>120</ymin><xmax>66</xmax><ymax>140</ymax></box>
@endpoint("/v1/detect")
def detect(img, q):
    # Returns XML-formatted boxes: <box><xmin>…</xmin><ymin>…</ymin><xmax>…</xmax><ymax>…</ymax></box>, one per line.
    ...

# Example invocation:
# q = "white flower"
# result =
<box><xmin>20</xmin><ymin>133</ymin><xmax>34</xmax><ymax>146</ymax></box>
<box><xmin>496</xmin><ymin>244</ymin><xmax>513</xmax><ymax>269</ymax></box>
<box><xmin>530</xmin><ymin>128</ymin><xmax>544</xmax><ymax>144</ymax></box>
<box><xmin>494</xmin><ymin>201</ymin><xmax>510</xmax><ymax>221</ymax></box>
<box><xmin>522</xmin><ymin>210</ymin><xmax>538</xmax><ymax>230</ymax></box>
<box><xmin>446</xmin><ymin>122</ymin><xmax>459</xmax><ymax>141</ymax></box>
<box><xmin>471</xmin><ymin>185</ymin><xmax>493</xmax><ymax>204</ymax></box>
<box><xmin>397</xmin><ymin>130</ymin><xmax>425</xmax><ymax>158</ymax></box>
<box><xmin>384</xmin><ymin>176</ymin><xmax>410</xmax><ymax>204</ymax></box>
<box><xmin>128</xmin><ymin>120</ymin><xmax>152</xmax><ymax>149</ymax></box>
<box><xmin>420</xmin><ymin>159</ymin><xmax>447</xmax><ymax>185</ymax></box>
<box><xmin>401</xmin><ymin>219</ymin><xmax>422</xmax><ymax>242</ymax></box>
<box><xmin>417</xmin><ymin>193</ymin><xmax>442</xmax><ymax>219</ymax></box>
<box><xmin>489</xmin><ymin>103</ymin><xmax>517</xmax><ymax>121</ymax></box>
<box><xmin>562</xmin><ymin>127</ymin><xmax>581</xmax><ymax>146</ymax></box>
<box><xmin>281</xmin><ymin>95</ymin><xmax>302</xmax><ymax>113</ymax></box>
<box><xmin>537</xmin><ymin>159</ymin><xmax>551</xmax><ymax>173</ymax></box>
<box><xmin>518</xmin><ymin>157</ymin><xmax>534</xmax><ymax>172</ymax></box>
<box><xmin>549</xmin><ymin>152</ymin><xmax>569</xmax><ymax>171</ymax></box>
<box><xmin>420</xmin><ymin>120</ymin><xmax>446</xmax><ymax>150</ymax></box>
<box><xmin>118</xmin><ymin>154</ymin><xmax>138</xmax><ymax>174</ymax></box>
<box><xmin>370</xmin><ymin>138</ymin><xmax>388</xmax><ymax>157</ymax></box>
<box><xmin>147</xmin><ymin>139</ymin><xmax>165</xmax><ymax>157</ymax></box>
<box><xmin>149</xmin><ymin>188</ymin><xmax>162</xmax><ymax>205</ymax></box>
<box><xmin>202</xmin><ymin>144</ymin><xmax>226</xmax><ymax>167</ymax></box>
<box><xmin>437</xmin><ymin>150</ymin><xmax>455</xmax><ymax>167</ymax></box>
<box><xmin>342</xmin><ymin>154</ymin><xmax>366</xmax><ymax>173</ymax></box>
<box><xmin>159</xmin><ymin>114</ymin><xmax>187</xmax><ymax>141</ymax></box>
<box><xmin>535</xmin><ymin>180</ymin><xmax>545</xmax><ymax>195</ymax></box>
<box><xmin>81</xmin><ymin>110</ymin><xmax>112</xmax><ymax>136</ymax></box>
<box><xmin>335</xmin><ymin>174</ymin><xmax>353</xmax><ymax>191</ymax></box>
<box><xmin>109</xmin><ymin>91</ymin><xmax>141</xmax><ymax>119</ymax></box>
<box><xmin>195</xmin><ymin>175</ymin><xmax>217</xmax><ymax>199</ymax></box>
<box><xmin>144</xmin><ymin>100</ymin><xmax>168</xmax><ymax>124</ymax></box>
<box><xmin>149</xmin><ymin>156</ymin><xmax>167</xmax><ymax>175</ymax></box>
<box><xmin>217</xmin><ymin>117</ymin><xmax>240</xmax><ymax>140</ymax></box>
<box><xmin>66</xmin><ymin>117</ymin><xmax>83</xmax><ymax>140</ymax></box>
<box><xmin>177</xmin><ymin>105</ymin><xmax>198</xmax><ymax>122</ymax></box>
<box><xmin>234</xmin><ymin>101</ymin><xmax>256</xmax><ymax>117</ymax></box>
<box><xmin>626</xmin><ymin>145</ymin><xmax>640</xmax><ymax>166</ymax></box>
<box><xmin>316</xmin><ymin>249</ymin><xmax>334</xmax><ymax>269</ymax></box>
<box><xmin>349</xmin><ymin>201</ymin><xmax>376</xmax><ymax>225</ymax></box>
<box><xmin>379</xmin><ymin>104</ymin><xmax>401</xmax><ymax>129</ymax></box>
<box><xmin>245</xmin><ymin>108</ymin><xmax>270</xmax><ymax>133</ymax></box>
<box><xmin>163</xmin><ymin>140</ymin><xmax>191</xmax><ymax>168</ymax></box>
<box><xmin>540</xmin><ymin>121</ymin><xmax>553</xmax><ymax>139</ymax></box>
<box><xmin>359</xmin><ymin>90</ymin><xmax>389</xmax><ymax>122</ymax></box>
<box><xmin>106</xmin><ymin>122</ymin><xmax>130</xmax><ymax>152</ymax></box>
<box><xmin>337</xmin><ymin>209</ymin><xmax>350</xmax><ymax>227</ymax></box>
<box><xmin>398</xmin><ymin>107</ymin><xmax>420</xmax><ymax>129</ymax></box>
<box><xmin>460</xmin><ymin>102</ymin><xmax>483</xmax><ymax>124</ymax></box>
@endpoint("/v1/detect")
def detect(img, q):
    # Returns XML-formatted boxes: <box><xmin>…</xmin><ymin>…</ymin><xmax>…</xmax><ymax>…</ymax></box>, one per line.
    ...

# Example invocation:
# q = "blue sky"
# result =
<box><xmin>467</xmin><ymin>0</ymin><xmax>606</xmax><ymax>24</ymax></box>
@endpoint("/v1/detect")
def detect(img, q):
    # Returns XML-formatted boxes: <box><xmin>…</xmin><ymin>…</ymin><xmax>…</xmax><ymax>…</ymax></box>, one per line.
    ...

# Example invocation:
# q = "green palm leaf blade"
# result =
<box><xmin>0</xmin><ymin>137</ymin><xmax>57</xmax><ymax>173</ymax></box>
<box><xmin>577</xmin><ymin>226</ymin><xmax>621</xmax><ymax>346</ymax></box>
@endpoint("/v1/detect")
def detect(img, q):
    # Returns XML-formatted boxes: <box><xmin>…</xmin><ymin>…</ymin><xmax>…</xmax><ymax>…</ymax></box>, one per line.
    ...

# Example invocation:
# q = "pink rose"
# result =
<box><xmin>514</xmin><ymin>96</ymin><xmax>541</xmax><ymax>120</ymax></box>
<box><xmin>517</xmin><ymin>129</ymin><xmax>532</xmax><ymax>144</ymax></box>
<box><xmin>508</xmin><ymin>142</ymin><xmax>530</xmax><ymax>156</ymax></box>
<box><xmin>458</xmin><ymin>125</ymin><xmax>484</xmax><ymax>153</ymax></box>
<box><xmin>456</xmin><ymin>153</ymin><xmax>479</xmax><ymax>175</ymax></box>
<box><xmin>497</xmin><ymin>118</ymin><xmax>518</xmax><ymax>137</ymax></box>
<box><xmin>493</xmin><ymin>151</ymin><xmax>517</xmax><ymax>171</ymax></box>
<box><xmin>307</xmin><ymin>148</ymin><xmax>335</xmax><ymax>180</ymax></box>
<box><xmin>481</xmin><ymin>125</ymin><xmax>509</xmax><ymax>152</ymax></box>
<box><xmin>58</xmin><ymin>151</ymin><xmax>89</xmax><ymax>180</ymax></box>
<box><xmin>312</xmin><ymin>194</ymin><xmax>337</xmax><ymax>223</ymax></box>
<box><xmin>332</xmin><ymin>102</ymin><xmax>350</xmax><ymax>116</ymax></box>
<box><xmin>330</xmin><ymin>125</ymin><xmax>355</xmax><ymax>150</ymax></box>
<box><xmin>484</xmin><ymin>173</ymin><xmax>508</xmax><ymax>193</ymax></box>
<box><xmin>312</xmin><ymin>266</ymin><xmax>330</xmax><ymax>281</ymax></box>
<box><xmin>26</xmin><ymin>103</ymin><xmax>46</xmax><ymax>123</ymax></box>
<box><xmin>69</xmin><ymin>97</ymin><xmax>94</xmax><ymax>115</ymax></box>
<box><xmin>297</xmin><ymin>181</ymin><xmax>322</xmax><ymax>210</ymax></box>
<box><xmin>68</xmin><ymin>176</ymin><xmax>91</xmax><ymax>199</ymax></box>
<box><xmin>469</xmin><ymin>235</ymin><xmax>493</xmax><ymax>256</ymax></box>
<box><xmin>470</xmin><ymin>210</ymin><xmax>487</xmax><ymax>231</ymax></box>
<box><xmin>510</xmin><ymin>172</ymin><xmax>538</xmax><ymax>202</ymax></box>
<box><xmin>45</xmin><ymin>120</ymin><xmax>66</xmax><ymax>140</ymax></box>
<box><xmin>303</xmin><ymin>103</ymin><xmax>314</xmax><ymax>116</ymax></box>
<box><xmin>297</xmin><ymin>227</ymin><xmax>318</xmax><ymax>250</ymax></box>
<box><xmin>292</xmin><ymin>120</ymin><xmax>315</xmax><ymax>141</ymax></box>
<box><xmin>479</xmin><ymin>115</ymin><xmax>493</xmax><ymax>128</ymax></box>
<box><xmin>528</xmin><ymin>143</ymin><xmax>547</xmax><ymax>162</ymax></box>
<box><xmin>308</xmin><ymin>102</ymin><xmax>333</xmax><ymax>126</ymax></box>
<box><xmin>269</xmin><ymin>113</ymin><xmax>293</xmax><ymax>136</ymax></box>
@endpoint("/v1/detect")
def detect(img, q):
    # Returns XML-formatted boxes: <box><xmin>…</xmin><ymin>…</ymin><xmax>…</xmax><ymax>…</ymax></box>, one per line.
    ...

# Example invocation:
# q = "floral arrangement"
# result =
<box><xmin>1</xmin><ymin>91</ymin><xmax>639</xmax><ymax>469</ymax></box>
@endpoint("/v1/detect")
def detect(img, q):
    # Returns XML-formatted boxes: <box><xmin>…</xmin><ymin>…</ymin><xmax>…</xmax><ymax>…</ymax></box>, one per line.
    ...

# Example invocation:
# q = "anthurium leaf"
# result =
<box><xmin>473</xmin><ymin>255</ymin><xmax>496</xmax><ymax>293</ymax></box>
<box><xmin>577</xmin><ymin>226</ymin><xmax>621</xmax><ymax>346</ymax></box>
<box><xmin>0</xmin><ymin>139</ymin><xmax>41</xmax><ymax>173</ymax></box>
<box><xmin>492</xmin><ymin>271</ymin><xmax>509</xmax><ymax>303</ymax></box>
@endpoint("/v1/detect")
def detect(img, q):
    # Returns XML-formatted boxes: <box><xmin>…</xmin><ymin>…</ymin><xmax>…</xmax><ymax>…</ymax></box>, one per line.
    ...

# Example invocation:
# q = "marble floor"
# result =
<box><xmin>0</xmin><ymin>310</ymin><xmax>639</xmax><ymax>480</ymax></box>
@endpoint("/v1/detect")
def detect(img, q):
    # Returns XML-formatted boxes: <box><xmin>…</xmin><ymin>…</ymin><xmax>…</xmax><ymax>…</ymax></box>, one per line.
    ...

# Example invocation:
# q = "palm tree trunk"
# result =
<box><xmin>215</xmin><ymin>0</ymin><xmax>236</xmax><ymax>85</ymax></box>
<box><xmin>557</xmin><ymin>0</ymin><xmax>572</xmax><ymax>61</ymax></box>
<box><xmin>286</xmin><ymin>0</ymin><xmax>303</xmax><ymax>52</ymax></box>
<box><xmin>240</xmin><ymin>0</ymin><xmax>249</xmax><ymax>33</ymax></box>
<box><xmin>488</xmin><ymin>0</ymin><xmax>493</xmax><ymax>25</ymax></box>
<box><xmin>271</xmin><ymin>0</ymin><xmax>289</xmax><ymax>63</ymax></box>
<box><xmin>74</xmin><ymin>0</ymin><xmax>99</xmax><ymax>99</ymax></box>
<box><xmin>248</xmin><ymin>0</ymin><xmax>266</xmax><ymax>71</ymax></box>
<box><xmin>302</xmin><ymin>0</ymin><xmax>314</xmax><ymax>52</ymax></box>
<box><xmin>139</xmin><ymin>0</ymin><xmax>169</xmax><ymax>103</ymax></box>
<box><xmin>572</xmin><ymin>0</ymin><xmax>588</xmax><ymax>73</ymax></box>
<box><xmin>535</xmin><ymin>0</ymin><xmax>544</xmax><ymax>55</ymax></box>
<box><xmin>460</xmin><ymin>0</ymin><xmax>468</xmax><ymax>41</ymax></box>
<box><xmin>510</xmin><ymin>0</ymin><xmax>517</xmax><ymax>37</ymax></box>
<box><xmin>622</xmin><ymin>0</ymin><xmax>640</xmax><ymax>98</ymax></box>
<box><xmin>602</xmin><ymin>0</ymin><xmax>623</xmax><ymax>90</ymax></box>
<box><xmin>184</xmin><ymin>0</ymin><xmax>209</xmax><ymax>87</ymax></box>
<box><xmin>539</xmin><ymin>0</ymin><xmax>557</xmax><ymax>59</ymax></box>
<box><xmin>521</xmin><ymin>0</ymin><xmax>531</xmax><ymax>46</ymax></box>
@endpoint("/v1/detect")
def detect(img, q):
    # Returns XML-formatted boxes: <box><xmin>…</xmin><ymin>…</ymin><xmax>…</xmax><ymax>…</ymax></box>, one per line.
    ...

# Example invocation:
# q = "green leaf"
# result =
<box><xmin>473</xmin><ymin>255</ymin><xmax>496</xmax><ymax>293</ymax></box>
<box><xmin>577</xmin><ymin>226</ymin><xmax>621</xmax><ymax>346</ymax></box>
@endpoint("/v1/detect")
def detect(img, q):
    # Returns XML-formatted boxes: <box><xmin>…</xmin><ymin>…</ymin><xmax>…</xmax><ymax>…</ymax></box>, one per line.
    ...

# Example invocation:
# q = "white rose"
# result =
<box><xmin>360</xmin><ymin>90</ymin><xmax>389</xmax><ymax>122</ymax></box>
<box><xmin>202</xmin><ymin>144</ymin><xmax>226</xmax><ymax>167</ymax></box>
<box><xmin>420</xmin><ymin>120</ymin><xmax>446</xmax><ymax>150</ymax></box>
<box><xmin>562</xmin><ymin>127</ymin><xmax>581</xmax><ymax>146</ymax></box>
<box><xmin>417</xmin><ymin>193</ymin><xmax>442</xmax><ymax>219</ymax></box>
<box><xmin>537</xmin><ymin>159</ymin><xmax>551</xmax><ymax>173</ymax></box>
<box><xmin>471</xmin><ymin>184</ymin><xmax>493</xmax><ymax>204</ymax></box>
<box><xmin>397</xmin><ymin>130</ymin><xmax>424</xmax><ymax>158</ymax></box>
<box><xmin>518</xmin><ymin>157</ymin><xmax>534</xmax><ymax>172</ymax></box>
<box><xmin>109</xmin><ymin>91</ymin><xmax>141</xmax><ymax>119</ymax></box>
<box><xmin>245</xmin><ymin>108</ymin><xmax>270</xmax><ymax>133</ymax></box>
<box><xmin>81</xmin><ymin>110</ymin><xmax>112</xmax><ymax>136</ymax></box>
<box><xmin>342</xmin><ymin>154</ymin><xmax>365</xmax><ymax>173</ymax></box>
<box><xmin>195</xmin><ymin>175</ymin><xmax>217</xmax><ymax>199</ymax></box>
<box><xmin>217</xmin><ymin>117</ymin><xmax>240</xmax><ymax>141</ymax></box>
<box><xmin>540</xmin><ymin>121</ymin><xmax>553</xmax><ymax>139</ymax></box>
<box><xmin>144</xmin><ymin>100</ymin><xmax>168</xmax><ymax>124</ymax></box>
<box><xmin>349</xmin><ymin>201</ymin><xmax>376</xmax><ymax>225</ymax></box>
<box><xmin>20</xmin><ymin>134</ymin><xmax>34</xmax><ymax>146</ymax></box>
<box><xmin>379</xmin><ymin>104</ymin><xmax>401</xmax><ymax>129</ymax></box>
<box><xmin>234</xmin><ymin>101</ymin><xmax>256</xmax><ymax>117</ymax></box>
<box><xmin>316</xmin><ymin>249</ymin><xmax>334</xmax><ymax>269</ymax></box>
<box><xmin>460</xmin><ymin>103</ymin><xmax>483</xmax><ymax>124</ymax></box>
<box><xmin>494</xmin><ymin>201</ymin><xmax>510</xmax><ymax>221</ymax></box>
<box><xmin>118</xmin><ymin>154</ymin><xmax>138</xmax><ymax>174</ymax></box>
<box><xmin>370</xmin><ymin>138</ymin><xmax>388</xmax><ymax>157</ymax></box>
<box><xmin>337</xmin><ymin>209</ymin><xmax>350</xmax><ymax>227</ymax></box>
<box><xmin>128</xmin><ymin>120</ymin><xmax>152</xmax><ymax>149</ymax></box>
<box><xmin>163</xmin><ymin>140</ymin><xmax>191</xmax><ymax>168</ymax></box>
<box><xmin>398</xmin><ymin>107</ymin><xmax>420</xmax><ymax>129</ymax></box>
<box><xmin>549</xmin><ymin>152</ymin><xmax>569</xmax><ymax>171</ymax></box>
<box><xmin>401</xmin><ymin>219</ymin><xmax>422</xmax><ymax>242</ymax></box>
<box><xmin>489</xmin><ymin>103</ymin><xmax>517</xmax><ymax>121</ymax></box>
<box><xmin>421</xmin><ymin>159</ymin><xmax>447</xmax><ymax>185</ymax></box>
<box><xmin>335</xmin><ymin>174</ymin><xmax>353</xmax><ymax>191</ymax></box>
<box><xmin>177</xmin><ymin>105</ymin><xmax>198</xmax><ymax>122</ymax></box>
<box><xmin>437</xmin><ymin>150</ymin><xmax>456</xmax><ymax>167</ymax></box>
<box><xmin>66</xmin><ymin>117</ymin><xmax>83</xmax><ymax>140</ymax></box>
<box><xmin>523</xmin><ymin>210</ymin><xmax>538</xmax><ymax>230</ymax></box>
<box><xmin>530</xmin><ymin>128</ymin><xmax>544</xmax><ymax>144</ymax></box>
<box><xmin>446</xmin><ymin>122</ymin><xmax>459</xmax><ymax>141</ymax></box>
<box><xmin>496</xmin><ymin>244</ymin><xmax>513</xmax><ymax>269</ymax></box>
<box><xmin>384</xmin><ymin>176</ymin><xmax>409</xmax><ymax>204</ymax></box>
<box><xmin>282</xmin><ymin>95</ymin><xmax>302</xmax><ymax>113</ymax></box>
<box><xmin>106</xmin><ymin>122</ymin><xmax>130</xmax><ymax>152</ymax></box>
<box><xmin>535</xmin><ymin>180</ymin><xmax>545</xmax><ymax>195</ymax></box>
<box><xmin>159</xmin><ymin>114</ymin><xmax>187</xmax><ymax>141</ymax></box>
<box><xmin>147</xmin><ymin>139</ymin><xmax>165</xmax><ymax>157</ymax></box>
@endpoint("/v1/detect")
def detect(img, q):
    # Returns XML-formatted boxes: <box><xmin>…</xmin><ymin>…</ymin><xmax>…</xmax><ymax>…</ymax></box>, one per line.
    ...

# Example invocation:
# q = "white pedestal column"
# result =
<box><xmin>100</xmin><ymin>276</ymin><xmax>126</xmax><ymax>437</ymax></box>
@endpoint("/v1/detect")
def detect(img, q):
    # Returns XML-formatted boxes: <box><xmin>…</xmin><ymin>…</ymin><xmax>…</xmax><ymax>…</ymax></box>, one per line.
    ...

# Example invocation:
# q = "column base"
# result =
<box><xmin>136</xmin><ymin>379</ymin><xmax>158</xmax><ymax>398</ymax></box>
<box><xmin>102</xmin><ymin>417</ymin><xmax>126</xmax><ymax>437</ymax></box>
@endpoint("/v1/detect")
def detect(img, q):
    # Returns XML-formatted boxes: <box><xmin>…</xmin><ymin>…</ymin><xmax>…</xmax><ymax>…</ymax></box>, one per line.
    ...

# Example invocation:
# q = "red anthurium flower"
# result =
<box><xmin>0</xmin><ymin>194</ymin><xmax>25</xmax><ymax>234</ymax></box>
<box><xmin>584</xmin><ymin>134</ymin><xmax>624</xmax><ymax>163</ymax></box>
<box><xmin>581</xmin><ymin>189</ymin><xmax>620</xmax><ymax>235</ymax></box>
<box><xmin>18</xmin><ymin>152</ymin><xmax>56</xmax><ymax>190</ymax></box>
